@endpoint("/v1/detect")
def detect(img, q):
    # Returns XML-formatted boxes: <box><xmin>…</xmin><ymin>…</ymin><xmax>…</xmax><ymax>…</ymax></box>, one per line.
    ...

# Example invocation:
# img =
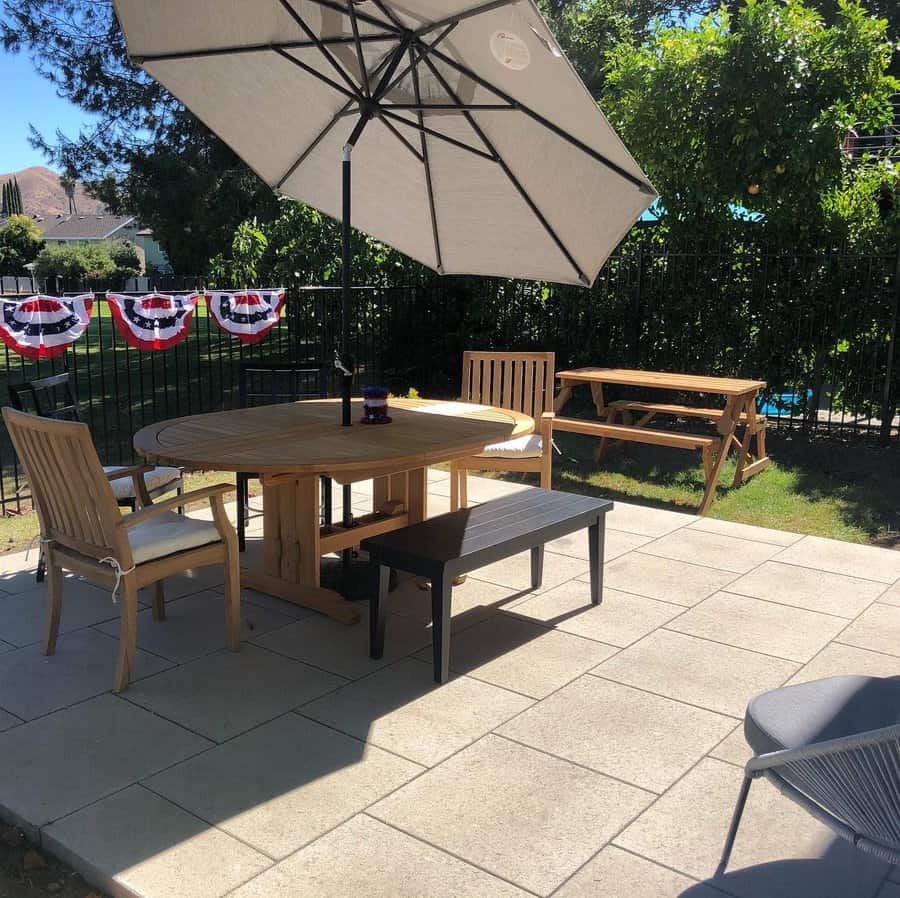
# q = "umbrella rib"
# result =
<box><xmin>367</xmin><ymin>0</ymin><xmax>407</xmax><ymax>32</ymax></box>
<box><xmin>301</xmin><ymin>0</ymin><xmax>401</xmax><ymax>34</ymax></box>
<box><xmin>384</xmin><ymin>103</ymin><xmax>516</xmax><ymax>111</ymax></box>
<box><xmin>422</xmin><ymin>42</ymin><xmax>656</xmax><ymax>195</ymax></box>
<box><xmin>410</xmin><ymin>47</ymin><xmax>443</xmax><ymax>273</ymax></box>
<box><xmin>278</xmin><ymin>0</ymin><xmax>365</xmax><ymax>99</ymax></box>
<box><xmin>375</xmin><ymin>23</ymin><xmax>458</xmax><ymax>102</ymax></box>
<box><xmin>271</xmin><ymin>45</ymin><xmax>359</xmax><ymax>102</ymax></box>
<box><xmin>420</xmin><ymin>52</ymin><xmax>589</xmax><ymax>285</ymax></box>
<box><xmin>346</xmin><ymin>2</ymin><xmax>371</xmax><ymax>97</ymax></box>
<box><xmin>378</xmin><ymin>115</ymin><xmax>425</xmax><ymax>163</ymax></box>
<box><xmin>415</xmin><ymin>0</ymin><xmax>520</xmax><ymax>37</ymax></box>
<box><xmin>379</xmin><ymin>110</ymin><xmax>496</xmax><ymax>162</ymax></box>
<box><xmin>135</xmin><ymin>34</ymin><xmax>394</xmax><ymax>65</ymax></box>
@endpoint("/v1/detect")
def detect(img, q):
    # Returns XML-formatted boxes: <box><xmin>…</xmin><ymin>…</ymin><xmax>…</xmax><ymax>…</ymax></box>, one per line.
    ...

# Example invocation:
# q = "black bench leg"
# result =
<box><xmin>370</xmin><ymin>564</ymin><xmax>390</xmax><ymax>659</ymax></box>
<box><xmin>530</xmin><ymin>545</ymin><xmax>544</xmax><ymax>590</ymax></box>
<box><xmin>588</xmin><ymin>518</ymin><xmax>604</xmax><ymax>605</ymax></box>
<box><xmin>431</xmin><ymin>572</ymin><xmax>452</xmax><ymax>683</ymax></box>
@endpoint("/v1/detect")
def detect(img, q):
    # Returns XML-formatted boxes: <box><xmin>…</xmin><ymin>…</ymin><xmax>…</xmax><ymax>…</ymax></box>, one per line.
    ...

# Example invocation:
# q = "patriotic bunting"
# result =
<box><xmin>0</xmin><ymin>295</ymin><xmax>94</xmax><ymax>361</ymax></box>
<box><xmin>205</xmin><ymin>289</ymin><xmax>285</xmax><ymax>343</ymax></box>
<box><xmin>107</xmin><ymin>293</ymin><xmax>198</xmax><ymax>351</ymax></box>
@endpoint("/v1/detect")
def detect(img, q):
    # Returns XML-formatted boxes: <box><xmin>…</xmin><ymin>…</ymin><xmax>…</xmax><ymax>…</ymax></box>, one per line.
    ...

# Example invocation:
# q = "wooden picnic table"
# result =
<box><xmin>134</xmin><ymin>397</ymin><xmax>533</xmax><ymax>624</ymax></box>
<box><xmin>553</xmin><ymin>367</ymin><xmax>769</xmax><ymax>514</ymax></box>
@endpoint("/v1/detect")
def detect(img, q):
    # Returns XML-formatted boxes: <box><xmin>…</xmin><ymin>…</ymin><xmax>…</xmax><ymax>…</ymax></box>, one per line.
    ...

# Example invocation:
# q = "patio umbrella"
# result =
<box><xmin>114</xmin><ymin>0</ymin><xmax>657</xmax><ymax>426</ymax></box>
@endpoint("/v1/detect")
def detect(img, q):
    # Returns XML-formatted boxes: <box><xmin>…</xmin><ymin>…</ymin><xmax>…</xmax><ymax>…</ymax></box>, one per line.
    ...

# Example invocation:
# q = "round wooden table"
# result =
<box><xmin>134</xmin><ymin>398</ymin><xmax>533</xmax><ymax>623</ymax></box>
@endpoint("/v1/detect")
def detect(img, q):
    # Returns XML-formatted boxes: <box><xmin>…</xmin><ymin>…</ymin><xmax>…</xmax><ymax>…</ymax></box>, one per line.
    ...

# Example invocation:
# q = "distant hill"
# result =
<box><xmin>0</xmin><ymin>166</ymin><xmax>105</xmax><ymax>227</ymax></box>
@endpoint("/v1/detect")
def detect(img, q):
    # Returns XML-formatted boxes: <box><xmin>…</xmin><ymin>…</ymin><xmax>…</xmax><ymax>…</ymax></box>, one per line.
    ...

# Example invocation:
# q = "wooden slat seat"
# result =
<box><xmin>363</xmin><ymin>488</ymin><xmax>612</xmax><ymax>682</ymax></box>
<box><xmin>554</xmin><ymin>417</ymin><xmax>720</xmax><ymax>450</ymax></box>
<box><xmin>607</xmin><ymin>400</ymin><xmax>753</xmax><ymax>424</ymax></box>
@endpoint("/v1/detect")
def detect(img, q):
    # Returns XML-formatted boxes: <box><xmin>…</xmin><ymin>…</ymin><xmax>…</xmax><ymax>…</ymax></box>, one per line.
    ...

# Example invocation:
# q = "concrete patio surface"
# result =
<box><xmin>0</xmin><ymin>470</ymin><xmax>899</xmax><ymax>897</ymax></box>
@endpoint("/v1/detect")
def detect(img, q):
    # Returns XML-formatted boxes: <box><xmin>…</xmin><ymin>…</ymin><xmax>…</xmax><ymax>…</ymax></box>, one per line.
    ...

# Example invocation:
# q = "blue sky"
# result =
<box><xmin>0</xmin><ymin>50</ymin><xmax>98</xmax><ymax>173</ymax></box>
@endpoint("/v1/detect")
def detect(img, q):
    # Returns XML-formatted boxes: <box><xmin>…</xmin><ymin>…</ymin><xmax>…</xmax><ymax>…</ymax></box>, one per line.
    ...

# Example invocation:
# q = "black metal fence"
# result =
<box><xmin>0</xmin><ymin>239</ymin><xmax>897</xmax><ymax>514</ymax></box>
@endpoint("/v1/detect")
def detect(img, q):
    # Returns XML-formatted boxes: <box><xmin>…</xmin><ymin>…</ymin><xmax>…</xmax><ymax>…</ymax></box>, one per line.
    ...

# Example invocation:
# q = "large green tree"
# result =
<box><xmin>603</xmin><ymin>0</ymin><xmax>898</xmax><ymax>235</ymax></box>
<box><xmin>0</xmin><ymin>213</ymin><xmax>43</xmax><ymax>274</ymax></box>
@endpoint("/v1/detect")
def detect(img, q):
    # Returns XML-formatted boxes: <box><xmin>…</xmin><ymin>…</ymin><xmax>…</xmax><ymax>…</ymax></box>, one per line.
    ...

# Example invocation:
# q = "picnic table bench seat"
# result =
<box><xmin>362</xmin><ymin>487</ymin><xmax>612</xmax><ymax>683</ymax></box>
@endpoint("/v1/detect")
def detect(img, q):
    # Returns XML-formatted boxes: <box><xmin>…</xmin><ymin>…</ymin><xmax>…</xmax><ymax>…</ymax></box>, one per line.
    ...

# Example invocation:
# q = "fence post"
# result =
<box><xmin>880</xmin><ymin>245</ymin><xmax>900</xmax><ymax>445</ymax></box>
<box><xmin>631</xmin><ymin>246</ymin><xmax>643</xmax><ymax>366</ymax></box>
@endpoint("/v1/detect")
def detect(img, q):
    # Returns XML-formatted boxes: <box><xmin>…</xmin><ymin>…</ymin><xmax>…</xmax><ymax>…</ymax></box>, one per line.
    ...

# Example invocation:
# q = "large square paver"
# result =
<box><xmin>431</xmin><ymin>613</ymin><xmax>616</xmax><ymax>698</ymax></box>
<box><xmin>787</xmin><ymin>642</ymin><xmax>900</xmax><ymax>685</ymax></box>
<box><xmin>709</xmin><ymin>723</ymin><xmax>752</xmax><ymax>768</ymax></box>
<box><xmin>253</xmin><ymin>610</ymin><xmax>431</xmax><ymax>680</ymax></box>
<box><xmin>641</xmin><ymin>529</ymin><xmax>782</xmax><ymax>574</ymax></box>
<box><xmin>302</xmin><ymin>658</ymin><xmax>532</xmax><ymax>765</ymax></box>
<box><xmin>96</xmin><ymin>590</ymin><xmax>294</xmax><ymax>664</ymax></box>
<box><xmin>227</xmin><ymin>586</ymin><xmax>315</xmax><ymax>620</ymax></box>
<box><xmin>0</xmin><ymin>707</ymin><xmax>22</xmax><ymax>732</ymax></box>
<box><xmin>879</xmin><ymin>580</ymin><xmax>900</xmax><ymax>607</ymax></box>
<box><xmin>726</xmin><ymin>561</ymin><xmax>885</xmax><ymax>618</ymax></box>
<box><xmin>0</xmin><ymin>579</ymin><xmax>133</xmax><ymax>647</ymax></box>
<box><xmin>597</xmin><ymin>552</ymin><xmax>737</xmax><ymax>607</ymax></box>
<box><xmin>371</xmin><ymin>734</ymin><xmax>652</xmax><ymax>896</ymax></box>
<box><xmin>688</xmin><ymin>517</ymin><xmax>803</xmax><ymax>547</ymax></box>
<box><xmin>498</xmin><ymin>676</ymin><xmax>734</xmax><ymax>793</ymax></box>
<box><xmin>127</xmin><ymin>643</ymin><xmax>344</xmax><ymax>742</ymax></box>
<box><xmin>469</xmin><ymin>550</ymin><xmax>589</xmax><ymax>593</ymax></box>
<box><xmin>605</xmin><ymin>503</ymin><xmax>694</xmax><ymax>537</ymax></box>
<box><xmin>837</xmin><ymin>603</ymin><xmax>900</xmax><ymax>657</ymax></box>
<box><xmin>515</xmin><ymin>581</ymin><xmax>684</xmax><ymax>647</ymax></box>
<box><xmin>429</xmin><ymin>476</ymin><xmax>530</xmax><ymax>503</ymax></box>
<box><xmin>774</xmin><ymin>535</ymin><xmax>900</xmax><ymax>584</ymax></box>
<box><xmin>547</xmin><ymin>528</ymin><xmax>652</xmax><ymax>561</ymax></box>
<box><xmin>615</xmin><ymin>758</ymin><xmax>889</xmax><ymax>898</ymax></box>
<box><xmin>594</xmin><ymin>630</ymin><xmax>798</xmax><ymax>717</ymax></box>
<box><xmin>0</xmin><ymin>565</ymin><xmax>81</xmax><ymax>595</ymax></box>
<box><xmin>666</xmin><ymin>592</ymin><xmax>846</xmax><ymax>663</ymax></box>
<box><xmin>229</xmin><ymin>813</ymin><xmax>531</xmax><ymax>898</ymax></box>
<box><xmin>146</xmin><ymin>714</ymin><xmax>421</xmax><ymax>860</ymax></box>
<box><xmin>0</xmin><ymin>693</ymin><xmax>210</xmax><ymax>834</ymax></box>
<box><xmin>0</xmin><ymin>628</ymin><xmax>171</xmax><ymax>720</ymax></box>
<box><xmin>140</xmin><ymin>565</ymin><xmax>225</xmax><ymax>603</ymax></box>
<box><xmin>43</xmin><ymin>785</ymin><xmax>270</xmax><ymax>898</ymax></box>
<box><xmin>555</xmin><ymin>846</ymin><xmax>723</xmax><ymax>898</ymax></box>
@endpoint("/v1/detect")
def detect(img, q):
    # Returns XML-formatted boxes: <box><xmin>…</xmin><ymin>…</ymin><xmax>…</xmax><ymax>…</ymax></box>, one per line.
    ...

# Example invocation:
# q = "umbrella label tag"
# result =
<box><xmin>490</xmin><ymin>31</ymin><xmax>530</xmax><ymax>71</ymax></box>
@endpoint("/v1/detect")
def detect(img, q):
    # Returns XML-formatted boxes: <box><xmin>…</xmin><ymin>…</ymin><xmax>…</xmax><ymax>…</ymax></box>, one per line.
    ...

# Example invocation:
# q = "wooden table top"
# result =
<box><xmin>556</xmin><ymin>367</ymin><xmax>766</xmax><ymax>395</ymax></box>
<box><xmin>134</xmin><ymin>398</ymin><xmax>533</xmax><ymax>478</ymax></box>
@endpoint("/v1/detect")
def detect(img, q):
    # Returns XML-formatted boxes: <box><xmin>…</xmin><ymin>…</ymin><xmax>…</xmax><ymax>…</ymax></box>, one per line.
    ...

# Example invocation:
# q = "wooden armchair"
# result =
<box><xmin>450</xmin><ymin>351</ymin><xmax>555</xmax><ymax>510</ymax></box>
<box><xmin>3</xmin><ymin>408</ymin><xmax>240</xmax><ymax>692</ymax></box>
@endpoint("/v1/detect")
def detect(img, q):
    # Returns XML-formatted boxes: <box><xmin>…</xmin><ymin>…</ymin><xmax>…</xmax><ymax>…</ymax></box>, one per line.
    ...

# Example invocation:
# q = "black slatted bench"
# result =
<box><xmin>361</xmin><ymin>488</ymin><xmax>613</xmax><ymax>683</ymax></box>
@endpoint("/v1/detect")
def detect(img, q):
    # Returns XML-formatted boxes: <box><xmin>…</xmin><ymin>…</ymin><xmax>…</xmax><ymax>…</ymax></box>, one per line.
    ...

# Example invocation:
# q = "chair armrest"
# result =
<box><xmin>106</xmin><ymin>464</ymin><xmax>154</xmax><ymax>508</ymax></box>
<box><xmin>118</xmin><ymin>484</ymin><xmax>234</xmax><ymax>529</ymax></box>
<box><xmin>540</xmin><ymin>411</ymin><xmax>554</xmax><ymax>438</ymax></box>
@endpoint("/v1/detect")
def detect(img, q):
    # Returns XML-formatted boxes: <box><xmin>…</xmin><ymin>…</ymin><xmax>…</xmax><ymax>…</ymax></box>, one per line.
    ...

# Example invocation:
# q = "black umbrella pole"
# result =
<box><xmin>340</xmin><ymin>143</ymin><xmax>353</xmax><ymax>427</ymax></box>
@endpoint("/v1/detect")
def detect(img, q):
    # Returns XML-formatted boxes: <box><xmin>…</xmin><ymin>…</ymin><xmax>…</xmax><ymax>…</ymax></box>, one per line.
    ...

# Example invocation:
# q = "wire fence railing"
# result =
<box><xmin>0</xmin><ymin>239</ymin><xmax>897</xmax><ymax>514</ymax></box>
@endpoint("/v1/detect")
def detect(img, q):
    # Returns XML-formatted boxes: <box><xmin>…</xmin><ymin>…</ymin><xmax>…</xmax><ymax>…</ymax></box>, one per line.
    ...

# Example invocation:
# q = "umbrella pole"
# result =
<box><xmin>339</xmin><ymin>143</ymin><xmax>353</xmax><ymax>427</ymax></box>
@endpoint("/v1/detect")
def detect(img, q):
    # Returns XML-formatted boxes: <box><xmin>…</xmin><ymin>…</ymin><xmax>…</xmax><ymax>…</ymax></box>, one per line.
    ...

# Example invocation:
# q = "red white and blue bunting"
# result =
<box><xmin>107</xmin><ymin>293</ymin><xmax>198</xmax><ymax>351</ymax></box>
<box><xmin>0</xmin><ymin>295</ymin><xmax>94</xmax><ymax>361</ymax></box>
<box><xmin>205</xmin><ymin>289</ymin><xmax>285</xmax><ymax>344</ymax></box>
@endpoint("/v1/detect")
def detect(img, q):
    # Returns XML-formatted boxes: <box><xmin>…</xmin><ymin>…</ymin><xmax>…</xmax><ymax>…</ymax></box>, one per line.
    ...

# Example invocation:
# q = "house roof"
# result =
<box><xmin>41</xmin><ymin>214</ymin><xmax>136</xmax><ymax>241</ymax></box>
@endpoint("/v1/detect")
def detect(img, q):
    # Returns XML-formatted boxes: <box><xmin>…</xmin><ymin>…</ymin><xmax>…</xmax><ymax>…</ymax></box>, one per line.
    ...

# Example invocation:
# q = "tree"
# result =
<box><xmin>1</xmin><ymin>178</ymin><xmax>23</xmax><ymax>216</ymax></box>
<box><xmin>59</xmin><ymin>169</ymin><xmax>77</xmax><ymax>215</ymax></box>
<box><xmin>602</xmin><ymin>0</ymin><xmax>899</xmax><ymax>235</ymax></box>
<box><xmin>0</xmin><ymin>213</ymin><xmax>43</xmax><ymax>274</ymax></box>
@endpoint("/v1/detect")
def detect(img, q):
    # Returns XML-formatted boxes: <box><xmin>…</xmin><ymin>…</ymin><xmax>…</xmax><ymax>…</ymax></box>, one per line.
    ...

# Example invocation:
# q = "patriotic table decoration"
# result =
<box><xmin>0</xmin><ymin>294</ymin><xmax>94</xmax><ymax>360</ymax></box>
<box><xmin>107</xmin><ymin>293</ymin><xmax>199</xmax><ymax>351</ymax></box>
<box><xmin>205</xmin><ymin>289</ymin><xmax>285</xmax><ymax>344</ymax></box>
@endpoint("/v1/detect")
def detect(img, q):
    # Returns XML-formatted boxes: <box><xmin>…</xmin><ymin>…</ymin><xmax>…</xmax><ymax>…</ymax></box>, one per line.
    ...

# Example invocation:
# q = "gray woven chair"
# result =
<box><xmin>719</xmin><ymin>675</ymin><xmax>900</xmax><ymax>875</ymax></box>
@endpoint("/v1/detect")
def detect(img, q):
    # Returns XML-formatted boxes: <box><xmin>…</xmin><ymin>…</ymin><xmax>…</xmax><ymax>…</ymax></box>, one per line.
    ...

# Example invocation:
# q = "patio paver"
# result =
<box><xmin>0</xmin><ymin>628</ymin><xmax>171</xmax><ymax>720</ymax></box>
<box><xmin>301</xmin><ymin>657</ymin><xmax>533</xmax><ymax>765</ymax></box>
<box><xmin>596</xmin><ymin>551</ymin><xmax>738</xmax><ymax>607</ymax></box>
<box><xmin>497</xmin><ymin>676</ymin><xmax>735</xmax><ymax>792</ymax></box>
<box><xmin>594</xmin><ymin>629</ymin><xmax>799</xmax><ymax>717</ymax></box>
<box><xmin>371</xmin><ymin>733</ymin><xmax>653</xmax><ymax>896</ymax></box>
<box><xmin>0</xmin><ymin>693</ymin><xmax>210</xmax><ymax>836</ymax></box>
<box><xmin>43</xmin><ymin>785</ymin><xmax>271</xmax><ymax>898</ymax></box>
<box><xmin>615</xmin><ymin>758</ymin><xmax>890</xmax><ymax>898</ymax></box>
<box><xmin>228</xmin><ymin>813</ymin><xmax>531</xmax><ymax>898</ymax></box>
<box><xmin>666</xmin><ymin>591</ymin><xmax>847</xmax><ymax>663</ymax></box>
<box><xmin>145</xmin><ymin>714</ymin><xmax>422</xmax><ymax>860</ymax></box>
<box><xmin>725</xmin><ymin>561</ymin><xmax>886</xmax><ymax>618</ymax></box>
<box><xmin>126</xmin><ymin>643</ymin><xmax>344</xmax><ymax>742</ymax></box>
<box><xmin>0</xmin><ymin>479</ymin><xmax>898</xmax><ymax>898</ymax></box>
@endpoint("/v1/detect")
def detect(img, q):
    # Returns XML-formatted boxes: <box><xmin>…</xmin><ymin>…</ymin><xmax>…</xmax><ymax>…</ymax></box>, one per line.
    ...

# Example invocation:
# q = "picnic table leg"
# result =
<box><xmin>699</xmin><ymin>395</ymin><xmax>741</xmax><ymax>515</ymax></box>
<box><xmin>553</xmin><ymin>384</ymin><xmax>574</xmax><ymax>413</ymax></box>
<box><xmin>732</xmin><ymin>395</ymin><xmax>771</xmax><ymax>487</ymax></box>
<box><xmin>431</xmin><ymin>571</ymin><xmax>452</xmax><ymax>683</ymax></box>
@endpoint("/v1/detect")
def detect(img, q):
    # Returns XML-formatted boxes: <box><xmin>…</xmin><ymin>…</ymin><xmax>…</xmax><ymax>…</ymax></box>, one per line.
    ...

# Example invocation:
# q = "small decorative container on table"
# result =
<box><xmin>361</xmin><ymin>386</ymin><xmax>392</xmax><ymax>424</ymax></box>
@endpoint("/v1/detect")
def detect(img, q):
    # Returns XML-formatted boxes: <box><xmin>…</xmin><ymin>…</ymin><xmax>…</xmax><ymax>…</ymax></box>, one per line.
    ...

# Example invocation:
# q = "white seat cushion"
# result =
<box><xmin>127</xmin><ymin>511</ymin><xmax>221</xmax><ymax>565</ymax></box>
<box><xmin>106</xmin><ymin>465</ymin><xmax>181</xmax><ymax>501</ymax></box>
<box><xmin>476</xmin><ymin>434</ymin><xmax>543</xmax><ymax>459</ymax></box>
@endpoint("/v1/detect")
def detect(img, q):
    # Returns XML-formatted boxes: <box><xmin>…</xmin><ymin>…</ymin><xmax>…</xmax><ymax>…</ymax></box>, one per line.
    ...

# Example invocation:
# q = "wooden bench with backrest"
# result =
<box><xmin>362</xmin><ymin>487</ymin><xmax>612</xmax><ymax>683</ymax></box>
<box><xmin>450</xmin><ymin>350</ymin><xmax>555</xmax><ymax>510</ymax></box>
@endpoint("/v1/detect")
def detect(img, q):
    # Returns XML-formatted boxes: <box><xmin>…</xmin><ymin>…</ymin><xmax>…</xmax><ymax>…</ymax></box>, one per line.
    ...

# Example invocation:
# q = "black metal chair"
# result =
<box><xmin>8</xmin><ymin>371</ymin><xmax>184</xmax><ymax>580</ymax></box>
<box><xmin>237</xmin><ymin>361</ymin><xmax>333</xmax><ymax>551</ymax></box>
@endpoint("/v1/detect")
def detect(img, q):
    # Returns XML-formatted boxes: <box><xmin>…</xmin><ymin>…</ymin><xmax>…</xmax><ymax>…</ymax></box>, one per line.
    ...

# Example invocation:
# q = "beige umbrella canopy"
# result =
<box><xmin>114</xmin><ymin>0</ymin><xmax>656</xmax><ymax>288</ymax></box>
